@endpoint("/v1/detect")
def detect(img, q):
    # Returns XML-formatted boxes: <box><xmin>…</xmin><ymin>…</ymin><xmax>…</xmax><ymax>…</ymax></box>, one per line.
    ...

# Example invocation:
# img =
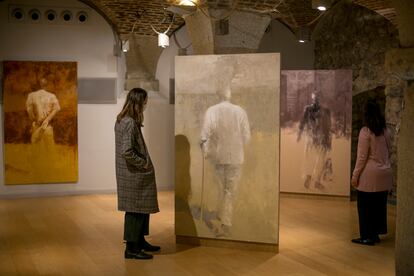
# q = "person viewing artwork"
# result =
<box><xmin>26</xmin><ymin>78</ymin><xmax>61</xmax><ymax>145</ymax></box>
<box><xmin>200</xmin><ymin>80</ymin><xmax>251</xmax><ymax>237</ymax></box>
<box><xmin>115</xmin><ymin>88</ymin><xmax>160</xmax><ymax>260</ymax></box>
<box><xmin>351</xmin><ymin>100</ymin><xmax>392</xmax><ymax>246</ymax></box>
<box><xmin>297</xmin><ymin>91</ymin><xmax>332</xmax><ymax>190</ymax></box>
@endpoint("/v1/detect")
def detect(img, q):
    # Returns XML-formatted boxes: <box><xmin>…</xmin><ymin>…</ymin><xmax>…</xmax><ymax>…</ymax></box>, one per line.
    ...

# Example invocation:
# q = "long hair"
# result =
<box><xmin>363</xmin><ymin>100</ymin><xmax>386</xmax><ymax>136</ymax></box>
<box><xmin>116</xmin><ymin>88</ymin><xmax>148</xmax><ymax>126</ymax></box>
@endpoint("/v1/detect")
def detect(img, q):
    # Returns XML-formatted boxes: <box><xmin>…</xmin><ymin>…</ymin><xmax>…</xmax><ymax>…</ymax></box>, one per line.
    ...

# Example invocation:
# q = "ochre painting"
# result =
<box><xmin>280</xmin><ymin>70</ymin><xmax>352</xmax><ymax>195</ymax></box>
<box><xmin>175</xmin><ymin>54</ymin><xmax>280</xmax><ymax>244</ymax></box>
<box><xmin>3</xmin><ymin>61</ymin><xmax>78</xmax><ymax>184</ymax></box>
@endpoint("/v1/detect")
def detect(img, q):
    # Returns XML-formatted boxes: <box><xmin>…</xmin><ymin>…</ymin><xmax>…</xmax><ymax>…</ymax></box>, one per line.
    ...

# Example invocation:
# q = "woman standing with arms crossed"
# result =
<box><xmin>351</xmin><ymin>100</ymin><xmax>393</xmax><ymax>245</ymax></box>
<box><xmin>115</xmin><ymin>88</ymin><xmax>160</xmax><ymax>259</ymax></box>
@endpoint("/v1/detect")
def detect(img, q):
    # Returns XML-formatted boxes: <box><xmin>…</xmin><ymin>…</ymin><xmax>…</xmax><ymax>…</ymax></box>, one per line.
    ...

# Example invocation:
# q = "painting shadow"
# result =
<box><xmin>175</xmin><ymin>134</ymin><xmax>200</xmax><ymax>247</ymax></box>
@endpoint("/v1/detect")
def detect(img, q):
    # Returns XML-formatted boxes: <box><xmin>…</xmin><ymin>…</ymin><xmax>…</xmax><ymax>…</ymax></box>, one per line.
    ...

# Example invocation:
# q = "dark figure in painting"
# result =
<box><xmin>297</xmin><ymin>92</ymin><xmax>332</xmax><ymax>190</ymax></box>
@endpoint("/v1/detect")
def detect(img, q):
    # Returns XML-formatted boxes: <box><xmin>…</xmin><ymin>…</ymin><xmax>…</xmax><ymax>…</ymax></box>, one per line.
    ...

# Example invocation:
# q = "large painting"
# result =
<box><xmin>175</xmin><ymin>54</ymin><xmax>280</xmax><ymax>244</ymax></box>
<box><xmin>280</xmin><ymin>70</ymin><xmax>352</xmax><ymax>195</ymax></box>
<box><xmin>3</xmin><ymin>61</ymin><xmax>78</xmax><ymax>184</ymax></box>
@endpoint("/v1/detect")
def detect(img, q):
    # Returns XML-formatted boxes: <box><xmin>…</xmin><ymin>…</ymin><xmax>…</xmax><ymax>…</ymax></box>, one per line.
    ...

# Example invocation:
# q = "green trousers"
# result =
<box><xmin>123</xmin><ymin>212</ymin><xmax>149</xmax><ymax>242</ymax></box>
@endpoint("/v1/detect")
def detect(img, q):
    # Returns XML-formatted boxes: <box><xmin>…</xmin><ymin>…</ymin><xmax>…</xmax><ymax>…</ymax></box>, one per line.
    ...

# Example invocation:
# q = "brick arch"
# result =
<box><xmin>75</xmin><ymin>0</ymin><xmax>398</xmax><ymax>37</ymax></box>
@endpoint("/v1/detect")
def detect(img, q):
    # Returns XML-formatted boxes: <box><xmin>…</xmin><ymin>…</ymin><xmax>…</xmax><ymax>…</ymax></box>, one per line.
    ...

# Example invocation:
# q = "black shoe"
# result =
<box><xmin>351</xmin><ymin>238</ymin><xmax>375</xmax><ymax>246</ymax></box>
<box><xmin>124</xmin><ymin>249</ymin><xmax>153</xmax><ymax>260</ymax></box>
<box><xmin>141</xmin><ymin>240</ymin><xmax>161</xmax><ymax>252</ymax></box>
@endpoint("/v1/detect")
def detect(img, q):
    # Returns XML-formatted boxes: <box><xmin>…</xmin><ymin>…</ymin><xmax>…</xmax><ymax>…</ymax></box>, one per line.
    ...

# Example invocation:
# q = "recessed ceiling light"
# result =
<box><xmin>179</xmin><ymin>0</ymin><xmax>196</xmax><ymax>6</ymax></box>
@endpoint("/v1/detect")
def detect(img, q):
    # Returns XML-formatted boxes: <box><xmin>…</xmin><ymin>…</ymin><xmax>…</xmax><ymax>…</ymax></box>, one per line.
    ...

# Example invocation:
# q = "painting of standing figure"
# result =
<box><xmin>200</xmin><ymin>80</ymin><xmax>251</xmax><ymax>236</ymax></box>
<box><xmin>280</xmin><ymin>70</ymin><xmax>352</xmax><ymax>195</ymax></box>
<box><xmin>3</xmin><ymin>61</ymin><xmax>78</xmax><ymax>184</ymax></box>
<box><xmin>175</xmin><ymin>53</ymin><xmax>280</xmax><ymax>244</ymax></box>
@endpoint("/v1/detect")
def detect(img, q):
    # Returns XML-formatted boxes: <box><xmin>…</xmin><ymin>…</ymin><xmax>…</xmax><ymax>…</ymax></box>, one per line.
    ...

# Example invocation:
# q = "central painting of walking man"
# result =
<box><xmin>175</xmin><ymin>54</ymin><xmax>280</xmax><ymax>245</ymax></box>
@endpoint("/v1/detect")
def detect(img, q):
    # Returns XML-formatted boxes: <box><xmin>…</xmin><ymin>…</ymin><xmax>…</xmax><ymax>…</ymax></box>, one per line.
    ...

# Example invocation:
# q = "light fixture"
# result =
<box><xmin>29</xmin><ymin>9</ymin><xmax>41</xmax><ymax>22</ymax></box>
<box><xmin>158</xmin><ymin>33</ymin><xmax>169</xmax><ymax>48</ymax></box>
<box><xmin>11</xmin><ymin>8</ymin><xmax>25</xmax><ymax>21</ymax></box>
<box><xmin>122</xmin><ymin>40</ymin><xmax>129</xmax><ymax>52</ymax></box>
<box><xmin>312</xmin><ymin>0</ymin><xmax>331</xmax><ymax>11</ymax></box>
<box><xmin>296</xmin><ymin>27</ymin><xmax>311</xmax><ymax>43</ymax></box>
<box><xmin>178</xmin><ymin>0</ymin><xmax>196</xmax><ymax>6</ymax></box>
<box><xmin>150</xmin><ymin>14</ymin><xmax>174</xmax><ymax>48</ymax></box>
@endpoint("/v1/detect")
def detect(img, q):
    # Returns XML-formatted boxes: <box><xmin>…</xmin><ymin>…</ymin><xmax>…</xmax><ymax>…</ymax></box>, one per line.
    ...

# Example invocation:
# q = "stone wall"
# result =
<box><xmin>313</xmin><ymin>0</ymin><xmax>401</xmax><ymax>198</ymax></box>
<box><xmin>314</xmin><ymin>1</ymin><xmax>399</xmax><ymax>94</ymax></box>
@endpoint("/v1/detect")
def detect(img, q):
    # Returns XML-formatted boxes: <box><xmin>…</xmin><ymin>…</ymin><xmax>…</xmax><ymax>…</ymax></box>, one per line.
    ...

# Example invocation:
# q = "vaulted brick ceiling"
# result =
<box><xmin>79</xmin><ymin>0</ymin><xmax>396</xmax><ymax>36</ymax></box>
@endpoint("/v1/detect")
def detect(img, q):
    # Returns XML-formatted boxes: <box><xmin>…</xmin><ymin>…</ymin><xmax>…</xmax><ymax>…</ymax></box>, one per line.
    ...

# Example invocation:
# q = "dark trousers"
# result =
<box><xmin>124</xmin><ymin>212</ymin><xmax>149</xmax><ymax>243</ymax></box>
<box><xmin>357</xmin><ymin>190</ymin><xmax>388</xmax><ymax>239</ymax></box>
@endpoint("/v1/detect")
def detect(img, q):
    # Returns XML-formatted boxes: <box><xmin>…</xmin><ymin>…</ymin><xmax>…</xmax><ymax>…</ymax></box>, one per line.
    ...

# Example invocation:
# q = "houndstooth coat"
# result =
<box><xmin>115</xmin><ymin>116</ymin><xmax>159</xmax><ymax>214</ymax></box>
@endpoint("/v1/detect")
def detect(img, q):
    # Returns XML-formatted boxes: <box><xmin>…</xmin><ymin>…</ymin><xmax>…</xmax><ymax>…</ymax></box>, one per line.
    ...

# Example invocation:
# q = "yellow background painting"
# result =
<box><xmin>3</xmin><ymin>61</ymin><xmax>78</xmax><ymax>184</ymax></box>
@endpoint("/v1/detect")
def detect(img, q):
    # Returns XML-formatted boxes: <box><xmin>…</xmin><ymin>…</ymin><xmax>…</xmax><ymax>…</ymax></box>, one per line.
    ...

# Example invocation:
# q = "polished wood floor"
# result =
<box><xmin>0</xmin><ymin>191</ymin><xmax>395</xmax><ymax>275</ymax></box>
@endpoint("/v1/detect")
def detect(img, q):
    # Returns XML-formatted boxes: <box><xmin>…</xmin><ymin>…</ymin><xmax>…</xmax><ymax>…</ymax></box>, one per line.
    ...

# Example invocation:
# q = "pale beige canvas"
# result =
<box><xmin>280</xmin><ymin>70</ymin><xmax>352</xmax><ymax>196</ymax></box>
<box><xmin>175</xmin><ymin>54</ymin><xmax>280</xmax><ymax>244</ymax></box>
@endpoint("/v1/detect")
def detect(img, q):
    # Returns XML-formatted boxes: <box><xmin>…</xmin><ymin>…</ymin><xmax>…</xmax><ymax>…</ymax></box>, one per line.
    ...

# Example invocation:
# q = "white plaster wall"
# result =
<box><xmin>258</xmin><ymin>20</ymin><xmax>315</xmax><ymax>70</ymax></box>
<box><xmin>152</xmin><ymin>26</ymin><xmax>193</xmax><ymax>189</ymax></box>
<box><xmin>0</xmin><ymin>0</ymin><xmax>174</xmax><ymax>197</ymax></box>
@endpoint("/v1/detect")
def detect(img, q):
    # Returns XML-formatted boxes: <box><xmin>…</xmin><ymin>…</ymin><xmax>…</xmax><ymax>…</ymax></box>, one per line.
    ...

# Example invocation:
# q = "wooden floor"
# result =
<box><xmin>0</xmin><ymin>191</ymin><xmax>395</xmax><ymax>275</ymax></box>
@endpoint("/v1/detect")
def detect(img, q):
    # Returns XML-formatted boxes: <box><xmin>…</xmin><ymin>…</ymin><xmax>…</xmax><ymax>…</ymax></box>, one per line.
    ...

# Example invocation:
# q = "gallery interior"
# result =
<box><xmin>0</xmin><ymin>0</ymin><xmax>413</xmax><ymax>275</ymax></box>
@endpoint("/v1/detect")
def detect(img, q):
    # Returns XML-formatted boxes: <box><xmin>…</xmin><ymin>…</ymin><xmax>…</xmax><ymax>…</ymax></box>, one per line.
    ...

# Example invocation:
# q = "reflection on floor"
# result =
<box><xmin>0</xmin><ymin>191</ymin><xmax>395</xmax><ymax>275</ymax></box>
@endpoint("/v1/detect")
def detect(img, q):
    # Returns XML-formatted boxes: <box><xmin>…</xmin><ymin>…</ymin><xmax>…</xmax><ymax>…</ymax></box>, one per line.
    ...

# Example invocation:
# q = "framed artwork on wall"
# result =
<box><xmin>3</xmin><ymin>61</ymin><xmax>78</xmax><ymax>184</ymax></box>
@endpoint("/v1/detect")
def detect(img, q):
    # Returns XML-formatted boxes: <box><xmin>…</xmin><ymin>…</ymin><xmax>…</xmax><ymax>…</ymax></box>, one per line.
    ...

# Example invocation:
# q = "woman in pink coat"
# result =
<box><xmin>351</xmin><ymin>100</ymin><xmax>393</xmax><ymax>246</ymax></box>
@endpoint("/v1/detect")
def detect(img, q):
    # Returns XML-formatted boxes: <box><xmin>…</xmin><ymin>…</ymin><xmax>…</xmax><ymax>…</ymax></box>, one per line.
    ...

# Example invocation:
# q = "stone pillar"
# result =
<box><xmin>386</xmin><ymin>48</ymin><xmax>414</xmax><ymax>275</ymax></box>
<box><xmin>183</xmin><ymin>8</ymin><xmax>270</xmax><ymax>55</ymax></box>
<box><xmin>183</xmin><ymin>10</ymin><xmax>215</xmax><ymax>54</ymax></box>
<box><xmin>391</xmin><ymin>0</ymin><xmax>414</xmax><ymax>47</ymax></box>
<box><xmin>389</xmin><ymin>0</ymin><xmax>414</xmax><ymax>274</ymax></box>
<box><xmin>384</xmin><ymin>71</ymin><xmax>404</xmax><ymax>197</ymax></box>
<box><xmin>123</xmin><ymin>34</ymin><xmax>163</xmax><ymax>91</ymax></box>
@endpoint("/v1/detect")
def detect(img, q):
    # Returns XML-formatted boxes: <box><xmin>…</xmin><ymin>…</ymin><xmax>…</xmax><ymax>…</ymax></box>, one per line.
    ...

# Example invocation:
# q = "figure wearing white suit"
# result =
<box><xmin>200</xmin><ymin>87</ymin><xmax>250</xmax><ymax>234</ymax></box>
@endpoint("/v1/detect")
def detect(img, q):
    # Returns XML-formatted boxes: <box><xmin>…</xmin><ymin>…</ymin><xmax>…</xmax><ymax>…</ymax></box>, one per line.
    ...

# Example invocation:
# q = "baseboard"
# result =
<box><xmin>176</xmin><ymin>235</ymin><xmax>278</xmax><ymax>253</ymax></box>
<box><xmin>0</xmin><ymin>188</ymin><xmax>118</xmax><ymax>199</ymax></box>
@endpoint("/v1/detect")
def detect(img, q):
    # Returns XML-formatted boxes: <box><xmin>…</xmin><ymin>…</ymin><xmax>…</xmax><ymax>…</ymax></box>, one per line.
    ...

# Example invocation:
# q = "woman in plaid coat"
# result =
<box><xmin>115</xmin><ymin>88</ymin><xmax>160</xmax><ymax>260</ymax></box>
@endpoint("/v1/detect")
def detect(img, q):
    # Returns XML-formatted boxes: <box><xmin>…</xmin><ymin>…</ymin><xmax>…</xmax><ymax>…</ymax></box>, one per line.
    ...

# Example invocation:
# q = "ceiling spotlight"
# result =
<box><xmin>312</xmin><ymin>0</ymin><xmax>330</xmax><ymax>11</ymax></box>
<box><xmin>179</xmin><ymin>0</ymin><xmax>196</xmax><ymax>6</ymax></box>
<box><xmin>122</xmin><ymin>40</ymin><xmax>129</xmax><ymax>52</ymax></box>
<box><xmin>296</xmin><ymin>27</ymin><xmax>311</xmax><ymax>43</ymax></box>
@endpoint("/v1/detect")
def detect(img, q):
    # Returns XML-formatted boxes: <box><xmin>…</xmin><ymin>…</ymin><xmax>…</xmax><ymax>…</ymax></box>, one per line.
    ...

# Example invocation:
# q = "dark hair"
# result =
<box><xmin>363</xmin><ymin>100</ymin><xmax>386</xmax><ymax>136</ymax></box>
<box><xmin>116</xmin><ymin>88</ymin><xmax>148</xmax><ymax>126</ymax></box>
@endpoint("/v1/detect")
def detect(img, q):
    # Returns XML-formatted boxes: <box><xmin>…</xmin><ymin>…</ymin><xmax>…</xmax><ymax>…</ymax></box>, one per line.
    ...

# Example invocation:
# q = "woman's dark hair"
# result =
<box><xmin>117</xmin><ymin>88</ymin><xmax>148</xmax><ymax>126</ymax></box>
<box><xmin>363</xmin><ymin>100</ymin><xmax>386</xmax><ymax>136</ymax></box>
